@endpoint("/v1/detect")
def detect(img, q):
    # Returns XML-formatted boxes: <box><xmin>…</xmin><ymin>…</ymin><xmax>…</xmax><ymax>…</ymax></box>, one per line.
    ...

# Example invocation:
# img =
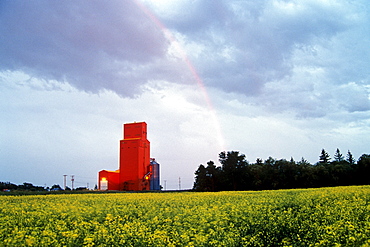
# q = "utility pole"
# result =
<box><xmin>178</xmin><ymin>177</ymin><xmax>181</xmax><ymax>191</ymax></box>
<box><xmin>71</xmin><ymin>175</ymin><xmax>75</xmax><ymax>190</ymax></box>
<box><xmin>63</xmin><ymin>175</ymin><xmax>67</xmax><ymax>190</ymax></box>
<box><xmin>164</xmin><ymin>180</ymin><xmax>167</xmax><ymax>191</ymax></box>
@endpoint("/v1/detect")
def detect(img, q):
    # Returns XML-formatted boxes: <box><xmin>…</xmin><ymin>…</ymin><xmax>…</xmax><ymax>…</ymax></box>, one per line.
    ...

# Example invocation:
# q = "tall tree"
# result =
<box><xmin>319</xmin><ymin>149</ymin><xmax>331</xmax><ymax>164</ymax></box>
<box><xmin>346</xmin><ymin>150</ymin><xmax>355</xmax><ymax>165</ymax></box>
<box><xmin>193</xmin><ymin>164</ymin><xmax>207</xmax><ymax>191</ymax></box>
<box><xmin>219</xmin><ymin>151</ymin><xmax>249</xmax><ymax>190</ymax></box>
<box><xmin>334</xmin><ymin>148</ymin><xmax>344</xmax><ymax>162</ymax></box>
<box><xmin>205</xmin><ymin>160</ymin><xmax>221</xmax><ymax>192</ymax></box>
<box><xmin>356</xmin><ymin>154</ymin><xmax>370</xmax><ymax>185</ymax></box>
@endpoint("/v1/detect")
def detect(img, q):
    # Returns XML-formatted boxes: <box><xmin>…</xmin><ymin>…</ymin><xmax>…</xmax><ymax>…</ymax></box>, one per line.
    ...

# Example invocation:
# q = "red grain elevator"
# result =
<box><xmin>120</xmin><ymin>122</ymin><xmax>150</xmax><ymax>191</ymax></box>
<box><xmin>98</xmin><ymin>122</ymin><xmax>160</xmax><ymax>191</ymax></box>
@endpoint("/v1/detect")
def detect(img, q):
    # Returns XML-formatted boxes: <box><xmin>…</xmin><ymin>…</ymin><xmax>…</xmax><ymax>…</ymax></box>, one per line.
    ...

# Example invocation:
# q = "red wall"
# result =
<box><xmin>98</xmin><ymin>170</ymin><xmax>120</xmax><ymax>190</ymax></box>
<box><xmin>98</xmin><ymin>122</ymin><xmax>151</xmax><ymax>191</ymax></box>
<box><xmin>119</xmin><ymin>122</ymin><xmax>150</xmax><ymax>191</ymax></box>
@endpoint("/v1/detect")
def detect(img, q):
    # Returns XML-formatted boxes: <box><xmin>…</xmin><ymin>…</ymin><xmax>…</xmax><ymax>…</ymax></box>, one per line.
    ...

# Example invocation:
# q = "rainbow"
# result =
<box><xmin>134</xmin><ymin>0</ymin><xmax>226</xmax><ymax>152</ymax></box>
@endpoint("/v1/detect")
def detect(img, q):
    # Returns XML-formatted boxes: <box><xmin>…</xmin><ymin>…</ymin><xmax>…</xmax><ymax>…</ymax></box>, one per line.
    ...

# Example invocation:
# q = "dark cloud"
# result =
<box><xmin>164</xmin><ymin>1</ymin><xmax>231</xmax><ymax>34</ymax></box>
<box><xmin>1</xmin><ymin>0</ymin><xmax>369</xmax><ymax>117</ymax></box>
<box><xmin>0</xmin><ymin>0</ymin><xmax>187</xmax><ymax>96</ymax></box>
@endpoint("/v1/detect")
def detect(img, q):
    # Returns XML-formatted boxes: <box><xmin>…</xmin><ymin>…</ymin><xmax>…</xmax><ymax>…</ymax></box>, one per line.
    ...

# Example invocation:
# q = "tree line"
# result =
<box><xmin>0</xmin><ymin>182</ymin><xmax>72</xmax><ymax>192</ymax></box>
<box><xmin>0</xmin><ymin>182</ymin><xmax>47</xmax><ymax>191</ymax></box>
<box><xmin>193</xmin><ymin>149</ymin><xmax>370</xmax><ymax>191</ymax></box>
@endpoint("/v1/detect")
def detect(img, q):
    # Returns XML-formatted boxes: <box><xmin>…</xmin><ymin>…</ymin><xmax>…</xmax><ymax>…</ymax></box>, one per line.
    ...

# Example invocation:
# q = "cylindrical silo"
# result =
<box><xmin>150</xmin><ymin>158</ymin><xmax>160</xmax><ymax>190</ymax></box>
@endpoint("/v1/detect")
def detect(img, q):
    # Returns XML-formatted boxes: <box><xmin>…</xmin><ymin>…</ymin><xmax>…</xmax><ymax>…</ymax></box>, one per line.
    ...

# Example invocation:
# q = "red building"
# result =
<box><xmin>98</xmin><ymin>122</ymin><xmax>160</xmax><ymax>191</ymax></box>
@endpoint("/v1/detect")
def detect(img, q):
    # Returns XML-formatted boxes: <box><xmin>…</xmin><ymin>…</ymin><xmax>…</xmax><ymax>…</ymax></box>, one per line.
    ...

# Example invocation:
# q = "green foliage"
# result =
<box><xmin>347</xmin><ymin>150</ymin><xmax>355</xmax><ymax>164</ymax></box>
<box><xmin>0</xmin><ymin>182</ymin><xmax>46</xmax><ymax>192</ymax></box>
<box><xmin>219</xmin><ymin>151</ymin><xmax>249</xmax><ymax>191</ymax></box>
<box><xmin>194</xmin><ymin>149</ymin><xmax>370</xmax><ymax>191</ymax></box>
<box><xmin>319</xmin><ymin>149</ymin><xmax>331</xmax><ymax>164</ymax></box>
<box><xmin>193</xmin><ymin>161</ymin><xmax>222</xmax><ymax>192</ymax></box>
<box><xmin>334</xmin><ymin>148</ymin><xmax>344</xmax><ymax>162</ymax></box>
<box><xmin>0</xmin><ymin>182</ymin><xmax>18</xmax><ymax>191</ymax></box>
<box><xmin>356</xmin><ymin>154</ymin><xmax>370</xmax><ymax>185</ymax></box>
<box><xmin>0</xmin><ymin>186</ymin><xmax>369</xmax><ymax>246</ymax></box>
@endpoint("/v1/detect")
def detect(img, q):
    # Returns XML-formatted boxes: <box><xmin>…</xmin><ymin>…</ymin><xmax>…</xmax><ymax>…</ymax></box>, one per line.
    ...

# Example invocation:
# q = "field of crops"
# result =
<box><xmin>0</xmin><ymin>186</ymin><xmax>369</xmax><ymax>246</ymax></box>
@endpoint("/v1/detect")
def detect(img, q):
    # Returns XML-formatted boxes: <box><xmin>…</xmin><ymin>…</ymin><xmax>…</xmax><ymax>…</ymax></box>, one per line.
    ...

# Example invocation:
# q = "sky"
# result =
<box><xmin>0</xmin><ymin>0</ymin><xmax>369</xmax><ymax>190</ymax></box>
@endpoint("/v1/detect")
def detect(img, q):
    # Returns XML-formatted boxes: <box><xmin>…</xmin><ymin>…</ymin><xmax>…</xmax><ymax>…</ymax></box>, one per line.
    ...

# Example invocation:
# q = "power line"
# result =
<box><xmin>74</xmin><ymin>175</ymin><xmax>97</xmax><ymax>180</ymax></box>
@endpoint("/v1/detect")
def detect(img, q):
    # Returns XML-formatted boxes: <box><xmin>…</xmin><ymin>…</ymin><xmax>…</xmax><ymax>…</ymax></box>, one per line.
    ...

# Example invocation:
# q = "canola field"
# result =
<box><xmin>0</xmin><ymin>186</ymin><xmax>369</xmax><ymax>246</ymax></box>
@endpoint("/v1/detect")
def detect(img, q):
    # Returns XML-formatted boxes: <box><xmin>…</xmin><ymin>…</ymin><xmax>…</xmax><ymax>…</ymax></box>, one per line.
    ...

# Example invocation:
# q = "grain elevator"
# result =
<box><xmin>98</xmin><ymin>122</ymin><xmax>160</xmax><ymax>191</ymax></box>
